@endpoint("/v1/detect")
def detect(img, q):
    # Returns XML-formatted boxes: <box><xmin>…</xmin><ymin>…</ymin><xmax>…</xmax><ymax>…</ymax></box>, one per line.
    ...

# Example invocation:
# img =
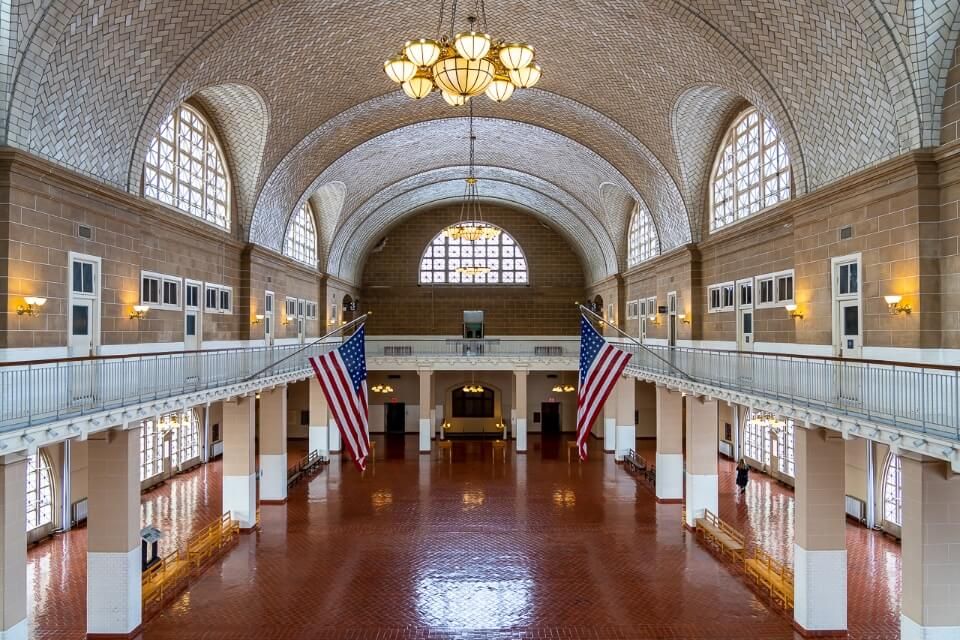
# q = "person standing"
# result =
<box><xmin>736</xmin><ymin>459</ymin><xmax>749</xmax><ymax>494</ymax></box>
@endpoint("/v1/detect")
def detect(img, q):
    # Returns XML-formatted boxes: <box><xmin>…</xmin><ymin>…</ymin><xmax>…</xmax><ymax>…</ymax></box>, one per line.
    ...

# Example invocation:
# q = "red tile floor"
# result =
<box><xmin>26</xmin><ymin>436</ymin><xmax>902</xmax><ymax>639</ymax></box>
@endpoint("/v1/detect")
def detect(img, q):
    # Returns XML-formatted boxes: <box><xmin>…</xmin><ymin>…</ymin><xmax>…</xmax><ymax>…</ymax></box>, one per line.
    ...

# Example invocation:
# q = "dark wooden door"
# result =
<box><xmin>386</xmin><ymin>403</ymin><xmax>406</xmax><ymax>433</ymax></box>
<box><xmin>541</xmin><ymin>402</ymin><xmax>561</xmax><ymax>435</ymax></box>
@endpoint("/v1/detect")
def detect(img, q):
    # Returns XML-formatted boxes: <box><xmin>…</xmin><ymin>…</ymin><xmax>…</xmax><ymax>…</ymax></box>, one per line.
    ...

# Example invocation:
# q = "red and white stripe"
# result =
<box><xmin>575</xmin><ymin>344</ymin><xmax>632</xmax><ymax>461</ymax></box>
<box><xmin>309</xmin><ymin>352</ymin><xmax>370</xmax><ymax>471</ymax></box>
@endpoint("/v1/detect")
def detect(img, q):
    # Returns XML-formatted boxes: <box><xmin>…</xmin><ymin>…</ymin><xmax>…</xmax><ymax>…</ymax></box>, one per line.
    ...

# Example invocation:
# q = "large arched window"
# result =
<box><xmin>140</xmin><ymin>418</ymin><xmax>162</xmax><ymax>481</ymax></box>
<box><xmin>711</xmin><ymin>107</ymin><xmax>791</xmax><ymax>231</ymax></box>
<box><xmin>144</xmin><ymin>104</ymin><xmax>231</xmax><ymax>230</ymax></box>
<box><xmin>283</xmin><ymin>203</ymin><xmax>318</xmax><ymax>267</ymax></box>
<box><xmin>26</xmin><ymin>451</ymin><xmax>54</xmax><ymax>531</ymax></box>
<box><xmin>419</xmin><ymin>225</ymin><xmax>528</xmax><ymax>285</ymax></box>
<box><xmin>627</xmin><ymin>202</ymin><xmax>658</xmax><ymax>266</ymax></box>
<box><xmin>883</xmin><ymin>453</ymin><xmax>902</xmax><ymax>526</ymax></box>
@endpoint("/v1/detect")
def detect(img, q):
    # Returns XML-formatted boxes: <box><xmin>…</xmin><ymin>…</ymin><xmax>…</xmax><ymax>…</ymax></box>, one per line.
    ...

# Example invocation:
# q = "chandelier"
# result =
<box><xmin>384</xmin><ymin>1</ymin><xmax>541</xmax><ymax>104</ymax></box>
<box><xmin>551</xmin><ymin>372</ymin><xmax>575</xmax><ymax>393</ymax></box>
<box><xmin>748</xmin><ymin>411</ymin><xmax>786</xmax><ymax>431</ymax></box>
<box><xmin>462</xmin><ymin>371</ymin><xmax>484</xmax><ymax>393</ymax></box>
<box><xmin>371</xmin><ymin>384</ymin><xmax>394</xmax><ymax>394</ymax></box>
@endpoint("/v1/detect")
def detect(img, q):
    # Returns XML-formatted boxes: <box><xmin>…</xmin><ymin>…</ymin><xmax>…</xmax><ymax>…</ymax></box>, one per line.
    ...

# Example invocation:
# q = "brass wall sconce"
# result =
<box><xmin>647</xmin><ymin>314</ymin><xmax>661</xmax><ymax>326</ymax></box>
<box><xmin>678</xmin><ymin>313</ymin><xmax>691</xmax><ymax>324</ymax></box>
<box><xmin>784</xmin><ymin>304</ymin><xmax>803</xmax><ymax>320</ymax></box>
<box><xmin>252</xmin><ymin>314</ymin><xmax>264</xmax><ymax>325</ymax></box>
<box><xmin>17</xmin><ymin>296</ymin><xmax>46</xmax><ymax>316</ymax></box>
<box><xmin>884</xmin><ymin>295</ymin><xmax>911</xmax><ymax>315</ymax></box>
<box><xmin>129</xmin><ymin>305</ymin><xmax>149</xmax><ymax>320</ymax></box>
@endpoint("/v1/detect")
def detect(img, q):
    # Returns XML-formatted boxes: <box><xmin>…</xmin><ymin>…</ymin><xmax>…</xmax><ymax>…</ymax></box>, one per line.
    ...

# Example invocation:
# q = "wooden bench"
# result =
<box><xmin>566</xmin><ymin>441</ymin><xmax>579</xmax><ymax>463</ymax></box>
<box><xmin>695</xmin><ymin>509</ymin><xmax>746</xmax><ymax>562</ymax></box>
<box><xmin>623</xmin><ymin>450</ymin><xmax>647</xmax><ymax>473</ymax></box>
<box><xmin>492</xmin><ymin>439</ymin><xmax>506</xmax><ymax>463</ymax></box>
<box><xmin>142</xmin><ymin>549</ymin><xmax>188</xmax><ymax>609</ymax></box>
<box><xmin>745</xmin><ymin>548</ymin><xmax>794</xmax><ymax>610</ymax></box>
<box><xmin>187</xmin><ymin>526</ymin><xmax>216</xmax><ymax>569</ymax></box>
<box><xmin>438</xmin><ymin>440</ymin><xmax>453</xmax><ymax>463</ymax></box>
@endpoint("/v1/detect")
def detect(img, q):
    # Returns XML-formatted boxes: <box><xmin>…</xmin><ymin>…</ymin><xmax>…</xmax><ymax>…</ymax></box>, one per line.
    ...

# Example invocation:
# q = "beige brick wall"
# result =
<box><xmin>360</xmin><ymin>204</ymin><xmax>586</xmax><ymax>335</ymax></box>
<box><xmin>942</xmin><ymin>43</ymin><xmax>960</xmax><ymax>145</ymax></box>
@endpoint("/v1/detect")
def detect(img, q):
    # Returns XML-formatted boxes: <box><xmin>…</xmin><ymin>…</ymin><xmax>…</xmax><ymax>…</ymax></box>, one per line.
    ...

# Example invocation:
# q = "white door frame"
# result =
<box><xmin>666</xmin><ymin>291</ymin><xmax>677</xmax><ymax>347</ymax></box>
<box><xmin>184</xmin><ymin>279</ymin><xmax>202</xmax><ymax>352</ymax></box>
<box><xmin>831</xmin><ymin>253</ymin><xmax>863</xmax><ymax>357</ymax></box>
<box><xmin>264</xmin><ymin>290</ymin><xmax>274</xmax><ymax>346</ymax></box>
<box><xmin>639</xmin><ymin>299</ymin><xmax>647</xmax><ymax>342</ymax></box>
<box><xmin>67</xmin><ymin>252</ymin><xmax>101</xmax><ymax>357</ymax></box>
<box><xmin>736</xmin><ymin>278</ymin><xmax>754</xmax><ymax>351</ymax></box>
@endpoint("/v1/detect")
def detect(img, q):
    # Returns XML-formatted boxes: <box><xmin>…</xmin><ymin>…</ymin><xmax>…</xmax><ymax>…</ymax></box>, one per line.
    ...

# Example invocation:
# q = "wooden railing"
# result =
<box><xmin>287</xmin><ymin>449</ymin><xmax>328</xmax><ymax>487</ymax></box>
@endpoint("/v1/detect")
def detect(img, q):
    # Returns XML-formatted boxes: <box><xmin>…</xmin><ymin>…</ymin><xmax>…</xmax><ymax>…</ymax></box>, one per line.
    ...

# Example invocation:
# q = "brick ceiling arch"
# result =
<box><xmin>327</xmin><ymin>165</ymin><xmax>619</xmax><ymax>285</ymax></box>
<box><xmin>3</xmin><ymin>0</ymin><xmax>958</xmax><ymax>256</ymax></box>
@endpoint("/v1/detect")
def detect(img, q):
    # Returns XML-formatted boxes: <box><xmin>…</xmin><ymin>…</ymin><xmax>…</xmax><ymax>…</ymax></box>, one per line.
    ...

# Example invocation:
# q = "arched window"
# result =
<box><xmin>883</xmin><ymin>453</ymin><xmax>902</xmax><ymax>526</ymax></box>
<box><xmin>419</xmin><ymin>225</ymin><xmax>528</xmax><ymax>285</ymax></box>
<box><xmin>144</xmin><ymin>104</ymin><xmax>231</xmax><ymax>230</ymax></box>
<box><xmin>777</xmin><ymin>420</ymin><xmax>795</xmax><ymax>477</ymax></box>
<box><xmin>140</xmin><ymin>418</ymin><xmax>163</xmax><ymax>481</ymax></box>
<box><xmin>26</xmin><ymin>451</ymin><xmax>54</xmax><ymax>531</ymax></box>
<box><xmin>711</xmin><ymin>107</ymin><xmax>791</xmax><ymax>231</ymax></box>
<box><xmin>283</xmin><ymin>203</ymin><xmax>318</xmax><ymax>267</ymax></box>
<box><xmin>627</xmin><ymin>202</ymin><xmax>658</xmax><ymax>266</ymax></box>
<box><xmin>163</xmin><ymin>410</ymin><xmax>201</xmax><ymax>470</ymax></box>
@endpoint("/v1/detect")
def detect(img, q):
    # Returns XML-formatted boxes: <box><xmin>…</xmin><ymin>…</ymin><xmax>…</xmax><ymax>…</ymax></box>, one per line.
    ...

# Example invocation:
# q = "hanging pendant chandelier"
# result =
<box><xmin>462</xmin><ymin>370</ymin><xmax>485</xmax><ymax>393</ymax></box>
<box><xmin>383</xmin><ymin>0</ymin><xmax>541</xmax><ymax>105</ymax></box>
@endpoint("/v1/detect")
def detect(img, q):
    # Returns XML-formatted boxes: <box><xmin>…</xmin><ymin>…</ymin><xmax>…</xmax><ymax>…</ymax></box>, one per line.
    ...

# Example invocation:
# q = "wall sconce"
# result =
<box><xmin>647</xmin><ymin>314</ymin><xmax>661</xmax><ymax>326</ymax></box>
<box><xmin>884</xmin><ymin>295</ymin><xmax>911</xmax><ymax>315</ymax></box>
<box><xmin>678</xmin><ymin>312</ymin><xmax>691</xmax><ymax>324</ymax></box>
<box><xmin>252</xmin><ymin>314</ymin><xmax>264</xmax><ymax>325</ymax></box>
<box><xmin>16</xmin><ymin>296</ymin><xmax>47</xmax><ymax>316</ymax></box>
<box><xmin>784</xmin><ymin>304</ymin><xmax>803</xmax><ymax>320</ymax></box>
<box><xmin>129</xmin><ymin>305</ymin><xmax>149</xmax><ymax>320</ymax></box>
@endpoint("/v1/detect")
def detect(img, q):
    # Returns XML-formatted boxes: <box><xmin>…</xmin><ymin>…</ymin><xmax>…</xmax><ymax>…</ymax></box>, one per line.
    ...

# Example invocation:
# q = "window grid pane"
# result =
<box><xmin>144</xmin><ymin>105</ymin><xmax>230</xmax><ymax>230</ymax></box>
<box><xmin>711</xmin><ymin>107</ymin><xmax>791</xmax><ymax>231</ymax></box>
<box><xmin>883</xmin><ymin>454</ymin><xmax>902</xmax><ymax>526</ymax></box>
<box><xmin>627</xmin><ymin>203</ymin><xmax>659</xmax><ymax>267</ymax></box>
<box><xmin>283</xmin><ymin>203</ymin><xmax>318</xmax><ymax>267</ymax></box>
<box><xmin>418</xmin><ymin>226</ymin><xmax>529</xmax><ymax>285</ymax></box>
<box><xmin>26</xmin><ymin>451</ymin><xmax>54</xmax><ymax>531</ymax></box>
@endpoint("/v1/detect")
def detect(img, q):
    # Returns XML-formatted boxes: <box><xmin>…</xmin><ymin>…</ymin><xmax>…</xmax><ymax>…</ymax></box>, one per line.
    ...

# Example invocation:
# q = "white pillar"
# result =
<box><xmin>259</xmin><ymin>385</ymin><xmax>288</xmax><ymax>503</ymax></box>
<box><xmin>87</xmin><ymin>427</ymin><xmax>141</xmax><ymax>636</ymax></box>
<box><xmin>794</xmin><ymin>426</ymin><xmax>847</xmax><ymax>634</ymax></box>
<box><xmin>418</xmin><ymin>369</ymin><xmax>432</xmax><ymax>453</ymax></box>
<box><xmin>900</xmin><ymin>457</ymin><xmax>960</xmax><ymax>639</ymax></box>
<box><xmin>308</xmin><ymin>377</ymin><xmax>330</xmax><ymax>456</ymax></box>
<box><xmin>514</xmin><ymin>370</ymin><xmax>528</xmax><ymax>452</ymax></box>
<box><xmin>603</xmin><ymin>384</ymin><xmax>617</xmax><ymax>452</ymax></box>
<box><xmin>614</xmin><ymin>376</ymin><xmax>635</xmax><ymax>461</ymax></box>
<box><xmin>223</xmin><ymin>397</ymin><xmax>257</xmax><ymax>530</ymax></box>
<box><xmin>655</xmin><ymin>386</ymin><xmax>683</xmax><ymax>502</ymax></box>
<box><xmin>684</xmin><ymin>396</ymin><xmax>719</xmax><ymax>528</ymax></box>
<box><xmin>0</xmin><ymin>455</ymin><xmax>27</xmax><ymax>640</ymax></box>
<box><xmin>61</xmin><ymin>440</ymin><xmax>73</xmax><ymax>533</ymax></box>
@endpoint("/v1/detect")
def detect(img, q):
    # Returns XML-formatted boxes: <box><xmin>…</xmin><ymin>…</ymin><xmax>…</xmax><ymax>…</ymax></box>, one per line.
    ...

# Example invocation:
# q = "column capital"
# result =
<box><xmin>417</xmin><ymin>368</ymin><xmax>433</xmax><ymax>376</ymax></box>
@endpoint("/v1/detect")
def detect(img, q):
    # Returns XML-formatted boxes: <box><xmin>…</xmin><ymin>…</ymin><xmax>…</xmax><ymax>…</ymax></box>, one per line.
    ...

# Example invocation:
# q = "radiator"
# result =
<box><xmin>718</xmin><ymin>441</ymin><xmax>733</xmax><ymax>458</ymax></box>
<box><xmin>211</xmin><ymin>441</ymin><xmax>224</xmax><ymax>458</ymax></box>
<box><xmin>71</xmin><ymin>498</ymin><xmax>88</xmax><ymax>526</ymax></box>
<box><xmin>845</xmin><ymin>495</ymin><xmax>866</xmax><ymax>523</ymax></box>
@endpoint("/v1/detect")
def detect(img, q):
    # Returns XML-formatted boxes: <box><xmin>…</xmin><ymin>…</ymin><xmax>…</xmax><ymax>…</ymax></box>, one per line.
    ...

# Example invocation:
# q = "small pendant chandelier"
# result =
<box><xmin>383</xmin><ymin>0</ymin><xmax>541</xmax><ymax>105</ymax></box>
<box><xmin>462</xmin><ymin>370</ymin><xmax>484</xmax><ymax>393</ymax></box>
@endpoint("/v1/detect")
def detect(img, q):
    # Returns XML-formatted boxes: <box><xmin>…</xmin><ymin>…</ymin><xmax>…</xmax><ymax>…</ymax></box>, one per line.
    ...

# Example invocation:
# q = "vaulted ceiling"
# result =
<box><xmin>2</xmin><ymin>0</ymin><xmax>958</xmax><ymax>284</ymax></box>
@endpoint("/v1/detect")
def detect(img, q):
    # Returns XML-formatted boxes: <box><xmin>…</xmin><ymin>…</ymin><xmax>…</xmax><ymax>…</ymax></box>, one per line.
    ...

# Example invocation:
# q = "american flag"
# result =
<box><xmin>308</xmin><ymin>325</ymin><xmax>370</xmax><ymax>471</ymax></box>
<box><xmin>576</xmin><ymin>315</ymin><xmax>632</xmax><ymax>461</ymax></box>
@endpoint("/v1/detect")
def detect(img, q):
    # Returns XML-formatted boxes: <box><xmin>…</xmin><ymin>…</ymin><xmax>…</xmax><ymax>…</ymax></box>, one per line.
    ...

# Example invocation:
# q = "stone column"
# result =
<box><xmin>794</xmin><ymin>426</ymin><xmax>847</xmax><ymax>634</ymax></box>
<box><xmin>900</xmin><ymin>457</ymin><xmax>960</xmax><ymax>639</ymax></box>
<box><xmin>87</xmin><ymin>427</ymin><xmax>141</xmax><ymax>636</ymax></box>
<box><xmin>655</xmin><ymin>386</ymin><xmax>683</xmax><ymax>502</ymax></box>
<box><xmin>259</xmin><ymin>385</ymin><xmax>288</xmax><ymax>504</ymax></box>
<box><xmin>418</xmin><ymin>369</ymin><xmax>432</xmax><ymax>453</ymax></box>
<box><xmin>0</xmin><ymin>455</ymin><xmax>27</xmax><ymax>640</ymax></box>
<box><xmin>308</xmin><ymin>378</ymin><xmax>329</xmax><ymax>455</ymax></box>
<box><xmin>223</xmin><ymin>397</ymin><xmax>257</xmax><ymax>530</ymax></box>
<box><xmin>514</xmin><ymin>370</ymin><xmax>528</xmax><ymax>452</ymax></box>
<box><xmin>684</xmin><ymin>396</ymin><xmax>718</xmax><ymax>528</ymax></box>
<box><xmin>614</xmin><ymin>376</ymin><xmax>636</xmax><ymax>461</ymax></box>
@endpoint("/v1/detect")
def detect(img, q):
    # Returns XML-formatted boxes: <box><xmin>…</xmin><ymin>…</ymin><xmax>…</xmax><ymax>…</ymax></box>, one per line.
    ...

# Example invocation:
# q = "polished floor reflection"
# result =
<box><xmin>26</xmin><ymin>436</ymin><xmax>903</xmax><ymax>639</ymax></box>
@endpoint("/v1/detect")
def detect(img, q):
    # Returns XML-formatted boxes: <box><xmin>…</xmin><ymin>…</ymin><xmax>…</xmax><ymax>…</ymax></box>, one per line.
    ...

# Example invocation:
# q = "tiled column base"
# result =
<box><xmin>655</xmin><ymin>452</ymin><xmax>683</xmax><ymax>502</ymax></box>
<box><xmin>603</xmin><ymin>418</ymin><xmax>616</xmax><ymax>452</ymax></box>
<box><xmin>223</xmin><ymin>473</ymin><xmax>257</xmax><ymax>529</ymax></box>
<box><xmin>87</xmin><ymin>547</ymin><xmax>141</xmax><ymax>636</ymax></box>
<box><xmin>684</xmin><ymin>473</ymin><xmax>718</xmax><ymax>528</ymax></box>
<box><xmin>614</xmin><ymin>424</ymin><xmax>635</xmax><ymax>461</ymax></box>
<box><xmin>794</xmin><ymin>545</ymin><xmax>847</xmax><ymax>634</ymax></box>
<box><xmin>0</xmin><ymin>619</ymin><xmax>27</xmax><ymax>640</ymax></box>
<box><xmin>328</xmin><ymin>419</ymin><xmax>342</xmax><ymax>452</ymax></box>
<box><xmin>308</xmin><ymin>425</ymin><xmax>329</xmax><ymax>456</ymax></box>
<box><xmin>901</xmin><ymin>614</ymin><xmax>960</xmax><ymax>640</ymax></box>
<box><xmin>419</xmin><ymin>419</ymin><xmax>431</xmax><ymax>452</ymax></box>
<box><xmin>260</xmin><ymin>454</ymin><xmax>287</xmax><ymax>503</ymax></box>
<box><xmin>516</xmin><ymin>418</ymin><xmax>527</xmax><ymax>452</ymax></box>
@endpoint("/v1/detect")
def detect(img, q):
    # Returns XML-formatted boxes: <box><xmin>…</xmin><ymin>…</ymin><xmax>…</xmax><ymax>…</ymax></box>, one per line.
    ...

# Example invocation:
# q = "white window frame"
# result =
<box><xmin>737</xmin><ymin>279</ymin><xmax>753</xmax><ymax>309</ymax></box>
<box><xmin>882</xmin><ymin>453</ymin><xmax>902</xmax><ymax>527</ymax></box>
<box><xmin>285</xmin><ymin>297</ymin><xmax>298</xmax><ymax>323</ymax></box>
<box><xmin>646</xmin><ymin>296</ymin><xmax>657</xmax><ymax>320</ymax></box>
<box><xmin>755</xmin><ymin>269</ymin><xmax>794</xmax><ymax>308</ymax></box>
<box><xmin>203</xmin><ymin>283</ymin><xmax>232</xmax><ymax>314</ymax></box>
<box><xmin>626</xmin><ymin>300</ymin><xmax>640</xmax><ymax>320</ymax></box>
<box><xmin>184</xmin><ymin>279</ymin><xmax>202</xmax><ymax>310</ymax></box>
<box><xmin>140</xmin><ymin>271</ymin><xmax>182</xmax><ymax>310</ymax></box>
<box><xmin>707</xmin><ymin>281</ymin><xmax>735</xmax><ymax>313</ymax></box>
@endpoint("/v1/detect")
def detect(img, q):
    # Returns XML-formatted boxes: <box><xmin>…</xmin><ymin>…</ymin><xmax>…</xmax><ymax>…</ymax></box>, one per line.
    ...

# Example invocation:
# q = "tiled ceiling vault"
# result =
<box><xmin>1</xmin><ymin>0</ymin><xmax>958</xmax><ymax>284</ymax></box>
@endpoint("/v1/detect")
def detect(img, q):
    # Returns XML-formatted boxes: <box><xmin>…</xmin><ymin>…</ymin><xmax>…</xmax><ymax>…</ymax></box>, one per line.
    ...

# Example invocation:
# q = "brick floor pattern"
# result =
<box><xmin>26</xmin><ymin>436</ymin><xmax>902</xmax><ymax>639</ymax></box>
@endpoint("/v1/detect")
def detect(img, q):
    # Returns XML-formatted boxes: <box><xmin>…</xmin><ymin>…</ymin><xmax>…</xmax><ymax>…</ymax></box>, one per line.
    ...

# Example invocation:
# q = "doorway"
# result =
<box><xmin>541</xmin><ymin>402</ymin><xmax>561</xmax><ymax>435</ymax></box>
<box><xmin>667</xmin><ymin>291</ymin><xmax>677</xmax><ymax>347</ymax></box>
<box><xmin>68</xmin><ymin>253</ymin><xmax>100</xmax><ymax>358</ymax></box>
<box><xmin>386</xmin><ymin>402</ymin><xmax>406</xmax><ymax>434</ymax></box>
<box><xmin>263</xmin><ymin>290</ymin><xmax>274</xmax><ymax>346</ymax></box>
<box><xmin>832</xmin><ymin>255</ymin><xmax>862</xmax><ymax>358</ymax></box>
<box><xmin>736</xmin><ymin>279</ymin><xmax>753</xmax><ymax>351</ymax></box>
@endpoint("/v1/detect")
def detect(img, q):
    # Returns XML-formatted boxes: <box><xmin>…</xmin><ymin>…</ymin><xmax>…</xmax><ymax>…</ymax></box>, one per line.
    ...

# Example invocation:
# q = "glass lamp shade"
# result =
<box><xmin>508</xmin><ymin>63</ymin><xmax>542</xmax><ymax>88</ymax></box>
<box><xmin>433</xmin><ymin>56</ymin><xmax>495</xmax><ymax>96</ymax></box>
<box><xmin>453</xmin><ymin>31</ymin><xmax>492</xmax><ymax>60</ymax></box>
<box><xmin>384</xmin><ymin>55</ymin><xmax>417</xmax><ymax>83</ymax></box>
<box><xmin>498</xmin><ymin>43</ymin><xmax>534</xmax><ymax>70</ymax></box>
<box><xmin>402</xmin><ymin>72</ymin><xmax>434</xmax><ymax>99</ymax></box>
<box><xmin>485</xmin><ymin>76</ymin><xmax>515</xmax><ymax>102</ymax></box>
<box><xmin>441</xmin><ymin>91</ymin><xmax>469</xmax><ymax>106</ymax></box>
<box><xmin>403</xmin><ymin>39</ymin><xmax>441</xmax><ymax>67</ymax></box>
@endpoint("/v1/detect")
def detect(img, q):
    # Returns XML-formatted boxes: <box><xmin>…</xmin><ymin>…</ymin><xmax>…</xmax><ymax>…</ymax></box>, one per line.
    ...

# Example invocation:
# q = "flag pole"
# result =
<box><xmin>577</xmin><ymin>304</ymin><xmax>693</xmax><ymax>381</ymax></box>
<box><xmin>244</xmin><ymin>313</ymin><xmax>369</xmax><ymax>382</ymax></box>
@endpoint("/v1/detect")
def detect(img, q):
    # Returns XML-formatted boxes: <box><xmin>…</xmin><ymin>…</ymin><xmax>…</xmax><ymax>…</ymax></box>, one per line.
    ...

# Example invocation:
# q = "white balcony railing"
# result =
<box><xmin>364</xmin><ymin>337</ymin><xmax>580</xmax><ymax>358</ymax></box>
